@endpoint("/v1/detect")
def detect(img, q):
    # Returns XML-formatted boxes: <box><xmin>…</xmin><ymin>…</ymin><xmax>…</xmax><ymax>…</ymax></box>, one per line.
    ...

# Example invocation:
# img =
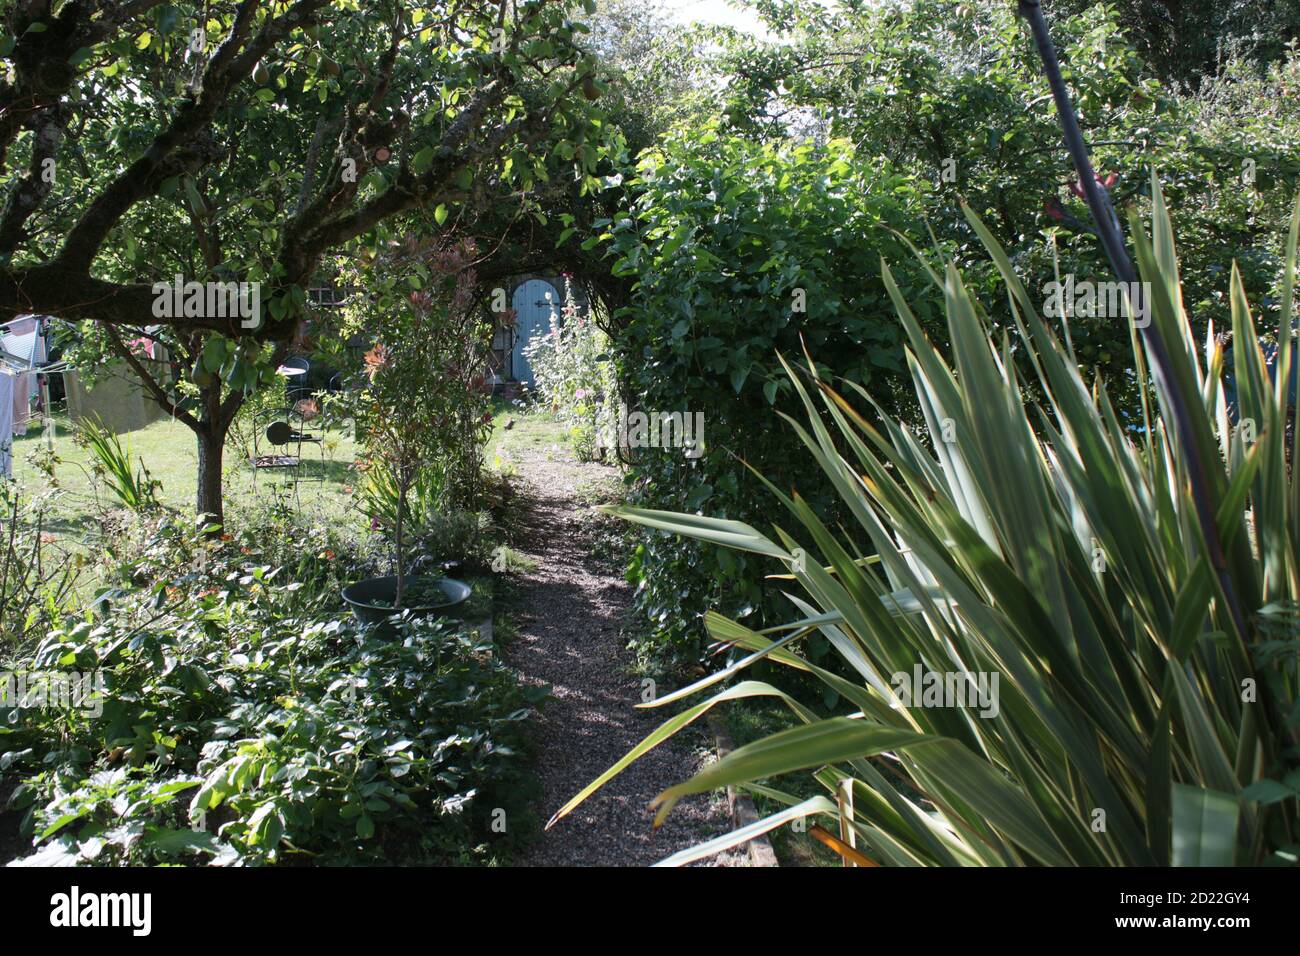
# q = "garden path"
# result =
<box><xmin>500</xmin><ymin>431</ymin><xmax>741</xmax><ymax>866</ymax></box>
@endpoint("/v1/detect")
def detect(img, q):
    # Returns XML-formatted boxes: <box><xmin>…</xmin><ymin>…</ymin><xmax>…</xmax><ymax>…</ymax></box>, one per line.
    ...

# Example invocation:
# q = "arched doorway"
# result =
<box><xmin>511</xmin><ymin>278</ymin><xmax>559</xmax><ymax>387</ymax></box>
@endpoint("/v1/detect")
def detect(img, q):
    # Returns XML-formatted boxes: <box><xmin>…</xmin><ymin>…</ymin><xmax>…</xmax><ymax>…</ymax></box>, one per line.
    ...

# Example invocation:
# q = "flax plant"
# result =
<box><xmin>553</xmin><ymin>178</ymin><xmax>1300</xmax><ymax>866</ymax></box>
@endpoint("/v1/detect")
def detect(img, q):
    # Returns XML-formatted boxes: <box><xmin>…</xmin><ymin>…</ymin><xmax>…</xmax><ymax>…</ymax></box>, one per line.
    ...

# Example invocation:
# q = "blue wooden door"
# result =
<box><xmin>511</xmin><ymin>278</ymin><xmax>558</xmax><ymax>386</ymax></box>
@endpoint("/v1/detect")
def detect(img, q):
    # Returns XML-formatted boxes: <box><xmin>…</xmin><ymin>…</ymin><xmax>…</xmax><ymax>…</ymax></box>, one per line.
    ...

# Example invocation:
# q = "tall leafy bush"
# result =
<box><xmin>600</xmin><ymin>129</ymin><xmax>938</xmax><ymax>654</ymax></box>
<box><xmin>718</xmin><ymin>0</ymin><xmax>1300</xmax><ymax>413</ymax></box>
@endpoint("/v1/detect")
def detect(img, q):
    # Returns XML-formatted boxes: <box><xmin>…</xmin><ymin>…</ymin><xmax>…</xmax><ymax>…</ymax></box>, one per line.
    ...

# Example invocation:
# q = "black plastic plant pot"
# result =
<box><xmin>340</xmin><ymin>575</ymin><xmax>472</xmax><ymax>635</ymax></box>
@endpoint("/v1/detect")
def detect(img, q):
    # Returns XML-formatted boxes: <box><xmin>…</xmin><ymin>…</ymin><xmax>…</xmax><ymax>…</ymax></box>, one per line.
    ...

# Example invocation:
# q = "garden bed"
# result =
<box><xmin>0</xmin><ymin>518</ymin><xmax>541</xmax><ymax>867</ymax></box>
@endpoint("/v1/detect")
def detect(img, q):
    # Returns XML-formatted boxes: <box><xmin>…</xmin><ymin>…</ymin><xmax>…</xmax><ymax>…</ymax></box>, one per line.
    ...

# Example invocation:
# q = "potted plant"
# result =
<box><xmin>338</xmin><ymin>239</ymin><xmax>490</xmax><ymax>631</ymax></box>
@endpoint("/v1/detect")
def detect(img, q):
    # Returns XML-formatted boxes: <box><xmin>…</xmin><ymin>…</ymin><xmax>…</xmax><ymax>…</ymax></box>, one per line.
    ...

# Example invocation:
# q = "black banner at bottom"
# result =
<box><xmin>0</xmin><ymin>864</ymin><xmax>1288</xmax><ymax>943</ymax></box>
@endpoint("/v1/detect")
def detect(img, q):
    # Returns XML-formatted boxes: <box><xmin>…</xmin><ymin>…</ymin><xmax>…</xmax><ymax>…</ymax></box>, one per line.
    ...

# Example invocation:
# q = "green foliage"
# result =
<box><xmin>2</xmin><ymin>0</ymin><xmax>613</xmax><ymax>286</ymax></box>
<box><xmin>0</xmin><ymin>484</ymin><xmax>85</xmax><ymax>652</ymax></box>
<box><xmin>359</xmin><ymin>464</ymin><xmax>494</xmax><ymax>568</ymax></box>
<box><xmin>1050</xmin><ymin>0</ymin><xmax>1300</xmax><ymax>84</ymax></box>
<box><xmin>585</xmin><ymin>0</ymin><xmax>726</xmax><ymax>154</ymax></box>
<box><xmin>560</xmin><ymin>186</ymin><xmax>1300</xmax><ymax>867</ymax></box>
<box><xmin>1</xmin><ymin>517</ymin><xmax>540</xmax><ymax>866</ymax></box>
<box><xmin>600</xmin><ymin>128</ymin><xmax>937</xmax><ymax>653</ymax></box>
<box><xmin>599</xmin><ymin>0</ymin><xmax>1300</xmax><ymax>663</ymax></box>
<box><xmin>718</xmin><ymin>0</ymin><xmax>1300</xmax><ymax>413</ymax></box>
<box><xmin>522</xmin><ymin>279</ymin><xmax>619</xmax><ymax>462</ymax></box>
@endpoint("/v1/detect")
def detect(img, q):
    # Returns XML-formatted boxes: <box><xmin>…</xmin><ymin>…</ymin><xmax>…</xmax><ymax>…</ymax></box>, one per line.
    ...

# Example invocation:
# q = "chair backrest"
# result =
<box><xmin>265</xmin><ymin>420</ymin><xmax>293</xmax><ymax>447</ymax></box>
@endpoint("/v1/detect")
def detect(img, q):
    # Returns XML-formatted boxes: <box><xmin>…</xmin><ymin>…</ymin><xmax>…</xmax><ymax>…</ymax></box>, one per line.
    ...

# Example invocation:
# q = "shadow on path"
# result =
<box><xmin>503</xmin><ymin>443</ymin><xmax>738</xmax><ymax>867</ymax></box>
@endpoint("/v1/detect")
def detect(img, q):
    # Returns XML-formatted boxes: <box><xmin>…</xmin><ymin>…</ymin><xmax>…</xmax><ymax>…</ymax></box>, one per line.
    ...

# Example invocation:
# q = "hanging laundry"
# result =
<box><xmin>0</xmin><ymin>370</ymin><xmax>14</xmax><ymax>478</ymax></box>
<box><xmin>12</xmin><ymin>369</ymin><xmax>29</xmax><ymax>436</ymax></box>
<box><xmin>1</xmin><ymin>316</ymin><xmax>45</xmax><ymax>370</ymax></box>
<box><xmin>2</xmin><ymin>316</ymin><xmax>47</xmax><ymax>437</ymax></box>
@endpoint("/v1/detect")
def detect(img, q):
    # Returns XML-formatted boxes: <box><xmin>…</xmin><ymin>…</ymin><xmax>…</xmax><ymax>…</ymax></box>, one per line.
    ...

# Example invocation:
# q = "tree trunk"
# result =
<box><xmin>196</xmin><ymin>425</ymin><xmax>225</xmax><ymax>528</ymax></box>
<box><xmin>194</xmin><ymin>377</ymin><xmax>236</xmax><ymax>530</ymax></box>
<box><xmin>395</xmin><ymin>479</ymin><xmax>406</xmax><ymax>609</ymax></box>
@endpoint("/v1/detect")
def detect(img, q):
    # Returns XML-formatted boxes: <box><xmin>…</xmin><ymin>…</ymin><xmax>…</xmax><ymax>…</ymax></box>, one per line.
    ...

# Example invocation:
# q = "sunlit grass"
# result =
<box><xmin>9</xmin><ymin>413</ymin><xmax>361</xmax><ymax>544</ymax></box>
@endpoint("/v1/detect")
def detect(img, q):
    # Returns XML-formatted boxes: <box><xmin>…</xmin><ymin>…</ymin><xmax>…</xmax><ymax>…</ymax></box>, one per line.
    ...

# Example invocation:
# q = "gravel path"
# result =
<box><xmin>502</xmin><ymin>438</ymin><xmax>740</xmax><ymax>867</ymax></box>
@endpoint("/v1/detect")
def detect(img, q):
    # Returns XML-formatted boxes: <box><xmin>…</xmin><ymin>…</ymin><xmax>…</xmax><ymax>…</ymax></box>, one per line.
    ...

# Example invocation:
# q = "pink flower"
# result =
<box><xmin>1068</xmin><ymin>172</ymin><xmax>1117</xmax><ymax>199</ymax></box>
<box><xmin>127</xmin><ymin>336</ymin><xmax>155</xmax><ymax>359</ymax></box>
<box><xmin>575</xmin><ymin>389</ymin><xmax>587</xmax><ymax>400</ymax></box>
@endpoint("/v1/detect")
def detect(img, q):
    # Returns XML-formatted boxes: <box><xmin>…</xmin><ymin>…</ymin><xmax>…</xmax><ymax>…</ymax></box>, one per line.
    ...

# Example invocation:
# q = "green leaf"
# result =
<box><xmin>1241</xmin><ymin>779</ymin><xmax>1295</xmax><ymax>805</ymax></box>
<box><xmin>655</xmin><ymin>796</ymin><xmax>837</xmax><ymax>867</ymax></box>
<box><xmin>660</xmin><ymin>223</ymin><xmax>691</xmax><ymax>260</ymax></box>
<box><xmin>143</xmin><ymin>828</ymin><xmax>220</xmax><ymax>856</ymax></box>
<box><xmin>656</xmin><ymin>718</ymin><xmax>927</xmax><ymax>801</ymax></box>
<box><xmin>183</xmin><ymin>177</ymin><xmax>206</xmax><ymax>217</ymax></box>
<box><xmin>1172</xmin><ymin>785</ymin><xmax>1239</xmax><ymax>866</ymax></box>
<box><xmin>601</xmin><ymin>505</ymin><xmax>790</xmax><ymax>560</ymax></box>
<box><xmin>39</xmin><ymin>809</ymin><xmax>90</xmax><ymax>840</ymax></box>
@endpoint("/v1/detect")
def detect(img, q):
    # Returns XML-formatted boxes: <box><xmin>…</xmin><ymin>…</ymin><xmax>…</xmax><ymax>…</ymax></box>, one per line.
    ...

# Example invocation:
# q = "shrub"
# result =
<box><xmin>559</xmin><ymin>182</ymin><xmax>1300</xmax><ymax>867</ymax></box>
<box><xmin>358</xmin><ymin>460</ymin><xmax>494</xmax><ymax>569</ymax></box>
<box><xmin>1</xmin><ymin>518</ymin><xmax>541</xmax><ymax>866</ymax></box>
<box><xmin>600</xmin><ymin>129</ymin><xmax>939</xmax><ymax>656</ymax></box>
<box><xmin>335</xmin><ymin>238</ymin><xmax>495</xmax><ymax>605</ymax></box>
<box><xmin>0</xmin><ymin>484</ymin><xmax>84</xmax><ymax>653</ymax></box>
<box><xmin>73</xmin><ymin>416</ymin><xmax>161</xmax><ymax>513</ymax></box>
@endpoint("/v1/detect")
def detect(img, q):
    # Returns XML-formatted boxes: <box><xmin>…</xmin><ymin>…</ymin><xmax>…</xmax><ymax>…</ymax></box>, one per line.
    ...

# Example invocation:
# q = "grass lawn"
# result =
<box><xmin>485</xmin><ymin>394</ymin><xmax>574</xmax><ymax>469</ymax></box>
<box><xmin>8</xmin><ymin>394</ymin><xmax>543</xmax><ymax>549</ymax></box>
<box><xmin>9</xmin><ymin>412</ymin><xmax>360</xmax><ymax>544</ymax></box>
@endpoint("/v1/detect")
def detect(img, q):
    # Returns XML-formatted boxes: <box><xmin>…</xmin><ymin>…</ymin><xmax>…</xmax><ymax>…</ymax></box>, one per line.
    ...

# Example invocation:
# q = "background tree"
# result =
<box><xmin>450</xmin><ymin>0</ymin><xmax>717</xmax><ymax>323</ymax></box>
<box><xmin>0</xmin><ymin>0</ymin><xmax>612</xmax><ymax>523</ymax></box>
<box><xmin>711</xmin><ymin>0</ymin><xmax>1300</xmax><ymax>408</ymax></box>
<box><xmin>1053</xmin><ymin>0</ymin><xmax>1300</xmax><ymax>86</ymax></box>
